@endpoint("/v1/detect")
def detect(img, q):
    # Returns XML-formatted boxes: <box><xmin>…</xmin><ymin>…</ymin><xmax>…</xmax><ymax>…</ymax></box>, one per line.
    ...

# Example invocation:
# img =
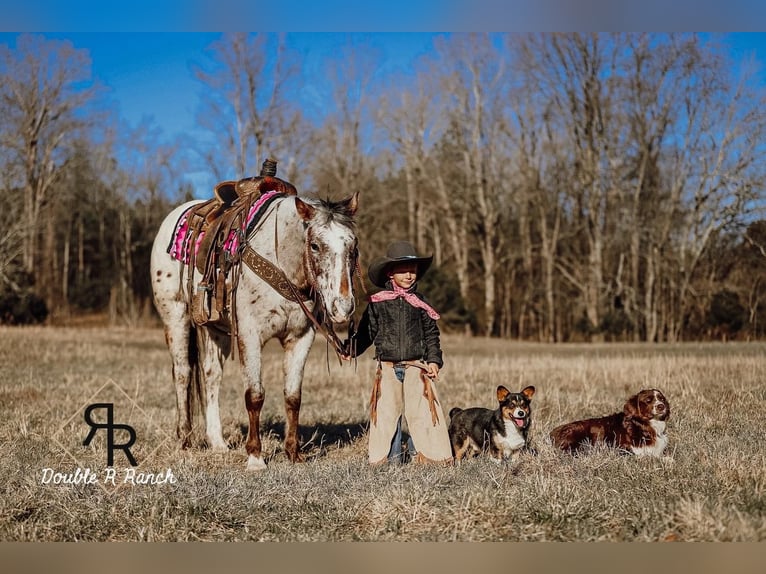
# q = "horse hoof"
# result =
<box><xmin>210</xmin><ymin>443</ymin><xmax>229</xmax><ymax>453</ymax></box>
<box><xmin>246</xmin><ymin>455</ymin><xmax>267</xmax><ymax>471</ymax></box>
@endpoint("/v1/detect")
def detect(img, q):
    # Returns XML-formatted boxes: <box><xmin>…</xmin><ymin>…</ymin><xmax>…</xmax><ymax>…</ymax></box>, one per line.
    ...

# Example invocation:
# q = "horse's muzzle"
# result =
<box><xmin>329</xmin><ymin>297</ymin><xmax>355</xmax><ymax>324</ymax></box>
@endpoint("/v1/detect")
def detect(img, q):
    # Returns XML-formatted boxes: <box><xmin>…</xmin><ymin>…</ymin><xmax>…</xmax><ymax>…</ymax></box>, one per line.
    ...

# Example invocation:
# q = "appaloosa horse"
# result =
<box><xmin>150</xmin><ymin>190</ymin><xmax>358</xmax><ymax>470</ymax></box>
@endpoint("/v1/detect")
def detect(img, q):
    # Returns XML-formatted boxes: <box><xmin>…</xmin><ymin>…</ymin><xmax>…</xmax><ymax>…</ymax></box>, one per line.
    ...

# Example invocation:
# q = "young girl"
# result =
<box><xmin>346</xmin><ymin>241</ymin><xmax>453</xmax><ymax>465</ymax></box>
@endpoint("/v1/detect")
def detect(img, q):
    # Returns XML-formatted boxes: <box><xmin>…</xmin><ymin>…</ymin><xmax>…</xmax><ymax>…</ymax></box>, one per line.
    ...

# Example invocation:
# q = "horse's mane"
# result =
<box><xmin>301</xmin><ymin>196</ymin><xmax>356</xmax><ymax>229</ymax></box>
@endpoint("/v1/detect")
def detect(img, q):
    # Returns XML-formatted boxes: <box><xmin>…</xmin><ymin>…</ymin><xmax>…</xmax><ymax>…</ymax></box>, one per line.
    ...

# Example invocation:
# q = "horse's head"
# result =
<box><xmin>295</xmin><ymin>192</ymin><xmax>359</xmax><ymax>324</ymax></box>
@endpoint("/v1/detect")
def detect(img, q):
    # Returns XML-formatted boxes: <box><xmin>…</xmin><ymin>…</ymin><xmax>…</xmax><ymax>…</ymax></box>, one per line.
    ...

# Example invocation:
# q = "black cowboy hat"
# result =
<box><xmin>367</xmin><ymin>241</ymin><xmax>433</xmax><ymax>288</ymax></box>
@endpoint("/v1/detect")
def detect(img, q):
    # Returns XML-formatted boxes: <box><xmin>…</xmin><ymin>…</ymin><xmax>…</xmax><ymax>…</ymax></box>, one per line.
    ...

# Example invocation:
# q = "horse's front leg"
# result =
<box><xmin>239</xmin><ymin>336</ymin><xmax>267</xmax><ymax>471</ymax></box>
<box><xmin>282</xmin><ymin>328</ymin><xmax>316</xmax><ymax>463</ymax></box>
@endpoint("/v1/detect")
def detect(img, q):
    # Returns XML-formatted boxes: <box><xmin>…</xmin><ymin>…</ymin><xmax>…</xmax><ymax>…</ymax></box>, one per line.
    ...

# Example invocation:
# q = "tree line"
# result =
<box><xmin>1</xmin><ymin>33</ymin><xmax>764</xmax><ymax>341</ymax></box>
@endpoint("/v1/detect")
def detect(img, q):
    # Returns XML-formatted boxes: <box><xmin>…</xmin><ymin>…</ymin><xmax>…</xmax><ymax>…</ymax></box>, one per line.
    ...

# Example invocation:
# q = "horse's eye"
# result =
<box><xmin>310</xmin><ymin>242</ymin><xmax>320</xmax><ymax>253</ymax></box>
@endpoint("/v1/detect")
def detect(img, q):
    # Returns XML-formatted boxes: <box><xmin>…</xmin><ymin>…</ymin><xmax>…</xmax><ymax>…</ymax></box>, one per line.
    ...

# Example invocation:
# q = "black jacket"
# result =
<box><xmin>351</xmin><ymin>283</ymin><xmax>443</xmax><ymax>367</ymax></box>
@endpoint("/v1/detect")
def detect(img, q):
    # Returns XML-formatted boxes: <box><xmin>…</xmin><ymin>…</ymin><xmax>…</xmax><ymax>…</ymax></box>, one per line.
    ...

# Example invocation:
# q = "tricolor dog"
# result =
<box><xmin>448</xmin><ymin>385</ymin><xmax>536</xmax><ymax>463</ymax></box>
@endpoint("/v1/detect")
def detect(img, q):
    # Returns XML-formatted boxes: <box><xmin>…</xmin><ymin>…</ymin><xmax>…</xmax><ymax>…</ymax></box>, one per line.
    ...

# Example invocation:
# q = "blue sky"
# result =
<box><xmin>3</xmin><ymin>32</ymin><xmax>766</xmax><ymax>146</ymax></box>
<box><xmin>2</xmin><ymin>29</ymin><xmax>766</xmax><ymax>196</ymax></box>
<box><xmin>0</xmin><ymin>32</ymin><xmax>444</xmax><ymax>139</ymax></box>
<box><xmin>3</xmin><ymin>1</ymin><xmax>766</xmax><ymax>143</ymax></box>
<box><xmin>0</xmin><ymin>31</ymin><xmax>448</xmax><ymax>194</ymax></box>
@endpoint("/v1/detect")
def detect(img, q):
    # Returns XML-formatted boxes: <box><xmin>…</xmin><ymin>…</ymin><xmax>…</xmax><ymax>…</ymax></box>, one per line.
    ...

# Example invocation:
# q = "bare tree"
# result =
<box><xmin>0</xmin><ymin>34</ymin><xmax>98</xmax><ymax>293</ymax></box>
<box><xmin>616</xmin><ymin>34</ymin><xmax>711</xmax><ymax>341</ymax></box>
<box><xmin>739</xmin><ymin>221</ymin><xmax>766</xmax><ymax>338</ymax></box>
<box><xmin>514</xmin><ymin>34</ymin><xmax>622</xmax><ymax>340</ymax></box>
<box><xmin>659</xmin><ymin>39</ymin><xmax>766</xmax><ymax>340</ymax></box>
<box><xmin>309</xmin><ymin>37</ymin><xmax>381</xmax><ymax>201</ymax></box>
<box><xmin>506</xmin><ymin>35</ymin><xmax>569</xmax><ymax>341</ymax></box>
<box><xmin>376</xmin><ymin>75</ymin><xmax>438</xmax><ymax>254</ymax></box>
<box><xmin>195</xmin><ymin>33</ymin><xmax>304</xmax><ymax>182</ymax></box>
<box><xmin>106</xmin><ymin>120</ymin><xmax>184</xmax><ymax>324</ymax></box>
<box><xmin>506</xmin><ymin>33</ymin><xmax>766</xmax><ymax>341</ymax></box>
<box><xmin>0</xmin><ymin>174</ymin><xmax>25</xmax><ymax>293</ymax></box>
<box><xmin>432</xmin><ymin>34</ymin><xmax>510</xmax><ymax>336</ymax></box>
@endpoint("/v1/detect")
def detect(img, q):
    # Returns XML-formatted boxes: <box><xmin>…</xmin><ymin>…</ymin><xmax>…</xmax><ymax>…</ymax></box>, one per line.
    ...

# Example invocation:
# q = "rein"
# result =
<box><xmin>344</xmin><ymin>247</ymin><xmax>369</xmax><ymax>368</ymax></box>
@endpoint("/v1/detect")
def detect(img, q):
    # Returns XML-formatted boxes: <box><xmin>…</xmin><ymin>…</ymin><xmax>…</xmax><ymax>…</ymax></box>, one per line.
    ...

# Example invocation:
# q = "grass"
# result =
<box><xmin>0</xmin><ymin>326</ymin><xmax>764</xmax><ymax>541</ymax></box>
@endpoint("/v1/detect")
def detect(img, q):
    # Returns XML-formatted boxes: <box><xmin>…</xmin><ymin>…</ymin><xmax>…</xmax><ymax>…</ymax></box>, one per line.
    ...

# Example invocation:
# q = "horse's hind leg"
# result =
<box><xmin>154</xmin><ymin>274</ymin><xmax>201</xmax><ymax>448</ymax></box>
<box><xmin>151</xmin><ymin>206</ymin><xmax>204</xmax><ymax>449</ymax></box>
<box><xmin>282</xmin><ymin>329</ymin><xmax>316</xmax><ymax>463</ymax></box>
<box><xmin>198</xmin><ymin>327</ymin><xmax>230</xmax><ymax>451</ymax></box>
<box><xmin>161</xmin><ymin>321</ymin><xmax>194</xmax><ymax>448</ymax></box>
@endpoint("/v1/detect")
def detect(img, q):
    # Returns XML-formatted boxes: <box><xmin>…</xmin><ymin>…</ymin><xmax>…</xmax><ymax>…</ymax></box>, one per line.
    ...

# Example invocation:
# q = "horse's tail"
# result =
<box><xmin>187</xmin><ymin>324</ymin><xmax>207</xmax><ymax>436</ymax></box>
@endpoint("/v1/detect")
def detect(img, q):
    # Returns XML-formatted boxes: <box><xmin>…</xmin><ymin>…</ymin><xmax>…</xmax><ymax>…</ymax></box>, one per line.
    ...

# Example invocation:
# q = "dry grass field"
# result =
<box><xmin>0</xmin><ymin>325</ymin><xmax>764</xmax><ymax>541</ymax></box>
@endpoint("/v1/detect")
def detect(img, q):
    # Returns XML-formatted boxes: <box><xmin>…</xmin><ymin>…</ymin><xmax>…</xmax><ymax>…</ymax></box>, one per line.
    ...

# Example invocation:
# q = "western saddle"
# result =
<box><xmin>181</xmin><ymin>159</ymin><xmax>298</xmax><ymax>334</ymax></box>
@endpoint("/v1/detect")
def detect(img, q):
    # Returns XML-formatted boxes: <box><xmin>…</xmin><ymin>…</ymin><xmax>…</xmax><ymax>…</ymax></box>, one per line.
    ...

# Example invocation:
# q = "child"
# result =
<box><xmin>346</xmin><ymin>240</ymin><xmax>453</xmax><ymax>465</ymax></box>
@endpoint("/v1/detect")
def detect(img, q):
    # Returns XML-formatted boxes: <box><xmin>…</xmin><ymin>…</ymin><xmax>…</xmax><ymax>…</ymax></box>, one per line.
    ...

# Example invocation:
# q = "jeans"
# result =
<box><xmin>388</xmin><ymin>364</ymin><xmax>417</xmax><ymax>464</ymax></box>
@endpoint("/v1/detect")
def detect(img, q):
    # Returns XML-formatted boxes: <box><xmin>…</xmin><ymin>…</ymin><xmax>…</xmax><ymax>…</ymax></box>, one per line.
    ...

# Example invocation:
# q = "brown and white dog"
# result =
<box><xmin>550</xmin><ymin>388</ymin><xmax>670</xmax><ymax>457</ymax></box>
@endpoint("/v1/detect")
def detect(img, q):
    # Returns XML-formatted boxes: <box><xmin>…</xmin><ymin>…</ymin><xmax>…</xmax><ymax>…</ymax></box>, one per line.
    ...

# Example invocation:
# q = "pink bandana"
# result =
<box><xmin>369</xmin><ymin>284</ymin><xmax>440</xmax><ymax>320</ymax></box>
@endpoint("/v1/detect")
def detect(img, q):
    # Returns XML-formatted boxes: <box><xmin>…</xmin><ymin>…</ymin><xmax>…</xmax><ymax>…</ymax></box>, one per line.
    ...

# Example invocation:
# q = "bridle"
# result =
<box><xmin>239</xmin><ymin>198</ymin><xmax>359</xmax><ymax>363</ymax></box>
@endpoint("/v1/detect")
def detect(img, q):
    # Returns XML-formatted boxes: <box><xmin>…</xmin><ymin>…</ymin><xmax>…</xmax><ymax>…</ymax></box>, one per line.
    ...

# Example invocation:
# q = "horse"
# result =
<box><xmin>150</xmin><ymin>189</ymin><xmax>359</xmax><ymax>471</ymax></box>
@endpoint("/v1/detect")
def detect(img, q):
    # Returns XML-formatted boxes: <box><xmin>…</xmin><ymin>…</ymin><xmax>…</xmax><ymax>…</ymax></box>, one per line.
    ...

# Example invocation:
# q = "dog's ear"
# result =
<box><xmin>623</xmin><ymin>394</ymin><xmax>640</xmax><ymax>419</ymax></box>
<box><xmin>521</xmin><ymin>386</ymin><xmax>535</xmax><ymax>399</ymax></box>
<box><xmin>496</xmin><ymin>386</ymin><xmax>511</xmax><ymax>402</ymax></box>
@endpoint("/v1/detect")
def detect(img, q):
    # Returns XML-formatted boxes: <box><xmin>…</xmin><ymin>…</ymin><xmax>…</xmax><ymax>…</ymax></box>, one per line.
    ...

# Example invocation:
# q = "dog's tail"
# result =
<box><xmin>448</xmin><ymin>407</ymin><xmax>462</xmax><ymax>419</ymax></box>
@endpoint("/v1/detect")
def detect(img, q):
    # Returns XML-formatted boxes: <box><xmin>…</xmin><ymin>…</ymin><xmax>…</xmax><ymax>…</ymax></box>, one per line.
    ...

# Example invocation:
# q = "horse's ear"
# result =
<box><xmin>345</xmin><ymin>191</ymin><xmax>359</xmax><ymax>216</ymax></box>
<box><xmin>295</xmin><ymin>197</ymin><xmax>316</xmax><ymax>222</ymax></box>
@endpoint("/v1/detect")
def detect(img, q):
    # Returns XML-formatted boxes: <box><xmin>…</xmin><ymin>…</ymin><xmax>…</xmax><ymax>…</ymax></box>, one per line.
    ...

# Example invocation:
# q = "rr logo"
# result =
<box><xmin>82</xmin><ymin>403</ymin><xmax>138</xmax><ymax>466</ymax></box>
